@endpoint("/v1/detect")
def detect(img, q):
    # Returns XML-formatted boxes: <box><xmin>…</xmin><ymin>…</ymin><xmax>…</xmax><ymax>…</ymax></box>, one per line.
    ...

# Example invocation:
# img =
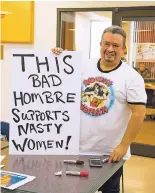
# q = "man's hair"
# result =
<box><xmin>101</xmin><ymin>25</ymin><xmax>126</xmax><ymax>48</ymax></box>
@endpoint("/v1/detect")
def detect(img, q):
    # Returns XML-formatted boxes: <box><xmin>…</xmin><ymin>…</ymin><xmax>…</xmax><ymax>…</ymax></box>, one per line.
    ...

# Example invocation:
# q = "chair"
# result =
<box><xmin>0</xmin><ymin>121</ymin><xmax>9</xmax><ymax>141</ymax></box>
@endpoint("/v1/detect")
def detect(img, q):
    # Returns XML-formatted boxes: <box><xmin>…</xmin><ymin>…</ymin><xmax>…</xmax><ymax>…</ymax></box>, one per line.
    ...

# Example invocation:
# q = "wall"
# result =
<box><xmin>1</xmin><ymin>1</ymin><xmax>155</xmax><ymax>121</ymax></box>
<box><xmin>90</xmin><ymin>20</ymin><xmax>112</xmax><ymax>58</ymax></box>
<box><xmin>122</xmin><ymin>22</ymin><xmax>130</xmax><ymax>63</ymax></box>
<box><xmin>75</xmin><ymin>13</ymin><xmax>91</xmax><ymax>58</ymax></box>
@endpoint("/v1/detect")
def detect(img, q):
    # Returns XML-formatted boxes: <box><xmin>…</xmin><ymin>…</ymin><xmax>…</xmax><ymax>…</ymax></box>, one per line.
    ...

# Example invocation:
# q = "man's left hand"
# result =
<box><xmin>108</xmin><ymin>143</ymin><xmax>129</xmax><ymax>163</ymax></box>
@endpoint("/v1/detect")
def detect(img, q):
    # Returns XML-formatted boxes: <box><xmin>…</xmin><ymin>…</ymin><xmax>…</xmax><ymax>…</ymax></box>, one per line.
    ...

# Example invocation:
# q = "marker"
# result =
<box><xmin>63</xmin><ymin>160</ymin><xmax>84</xmax><ymax>165</ymax></box>
<box><xmin>66</xmin><ymin>171</ymin><xmax>88</xmax><ymax>177</ymax></box>
<box><xmin>102</xmin><ymin>158</ymin><xmax>109</xmax><ymax>163</ymax></box>
<box><xmin>54</xmin><ymin>171</ymin><xmax>62</xmax><ymax>176</ymax></box>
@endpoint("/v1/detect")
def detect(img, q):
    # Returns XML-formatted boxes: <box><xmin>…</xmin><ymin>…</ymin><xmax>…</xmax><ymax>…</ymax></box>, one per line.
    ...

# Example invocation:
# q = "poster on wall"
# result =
<box><xmin>136</xmin><ymin>43</ymin><xmax>155</xmax><ymax>59</ymax></box>
<box><xmin>10</xmin><ymin>49</ymin><xmax>81</xmax><ymax>155</ymax></box>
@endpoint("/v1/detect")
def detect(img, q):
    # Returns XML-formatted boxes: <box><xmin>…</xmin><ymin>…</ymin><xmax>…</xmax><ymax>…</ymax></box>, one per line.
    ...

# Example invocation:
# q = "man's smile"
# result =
<box><xmin>105</xmin><ymin>52</ymin><xmax>115</xmax><ymax>58</ymax></box>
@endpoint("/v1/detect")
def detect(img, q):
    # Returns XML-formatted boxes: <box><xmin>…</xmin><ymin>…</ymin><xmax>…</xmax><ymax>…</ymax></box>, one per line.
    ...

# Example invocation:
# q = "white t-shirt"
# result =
<box><xmin>79</xmin><ymin>58</ymin><xmax>147</xmax><ymax>160</ymax></box>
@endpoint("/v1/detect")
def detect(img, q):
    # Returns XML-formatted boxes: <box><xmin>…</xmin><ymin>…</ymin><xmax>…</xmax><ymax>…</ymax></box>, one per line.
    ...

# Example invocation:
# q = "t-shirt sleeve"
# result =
<box><xmin>127</xmin><ymin>74</ymin><xmax>147</xmax><ymax>105</ymax></box>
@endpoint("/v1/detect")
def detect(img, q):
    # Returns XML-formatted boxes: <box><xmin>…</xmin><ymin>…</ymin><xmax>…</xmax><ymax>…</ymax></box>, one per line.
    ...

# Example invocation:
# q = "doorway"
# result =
<box><xmin>114</xmin><ymin>7</ymin><xmax>155</xmax><ymax>158</ymax></box>
<box><xmin>57</xmin><ymin>6</ymin><xmax>155</xmax><ymax>158</ymax></box>
<box><xmin>57</xmin><ymin>10</ymin><xmax>113</xmax><ymax>59</ymax></box>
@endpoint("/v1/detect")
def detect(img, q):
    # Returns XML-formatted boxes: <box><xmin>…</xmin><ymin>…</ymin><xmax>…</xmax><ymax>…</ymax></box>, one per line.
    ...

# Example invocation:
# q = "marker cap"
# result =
<box><xmin>76</xmin><ymin>160</ymin><xmax>84</xmax><ymax>165</ymax></box>
<box><xmin>80</xmin><ymin>172</ymin><xmax>89</xmax><ymax>177</ymax></box>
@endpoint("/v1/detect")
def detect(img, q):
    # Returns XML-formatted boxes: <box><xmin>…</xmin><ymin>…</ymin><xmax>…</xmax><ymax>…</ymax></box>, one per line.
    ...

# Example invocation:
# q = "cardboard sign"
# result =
<box><xmin>10</xmin><ymin>49</ymin><xmax>81</xmax><ymax>155</ymax></box>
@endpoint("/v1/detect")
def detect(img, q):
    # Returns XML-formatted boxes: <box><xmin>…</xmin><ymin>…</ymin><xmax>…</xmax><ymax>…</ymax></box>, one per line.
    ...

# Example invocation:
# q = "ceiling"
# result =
<box><xmin>62</xmin><ymin>1</ymin><xmax>155</xmax><ymax>8</ymax></box>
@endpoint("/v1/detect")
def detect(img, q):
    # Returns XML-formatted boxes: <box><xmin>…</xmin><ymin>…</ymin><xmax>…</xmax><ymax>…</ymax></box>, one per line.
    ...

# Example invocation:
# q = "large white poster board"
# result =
<box><xmin>10</xmin><ymin>49</ymin><xmax>81</xmax><ymax>155</ymax></box>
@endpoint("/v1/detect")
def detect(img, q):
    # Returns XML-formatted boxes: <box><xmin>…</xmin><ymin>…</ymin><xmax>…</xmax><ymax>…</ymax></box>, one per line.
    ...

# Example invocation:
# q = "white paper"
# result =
<box><xmin>10</xmin><ymin>49</ymin><xmax>82</xmax><ymax>155</ymax></box>
<box><xmin>136</xmin><ymin>43</ymin><xmax>155</xmax><ymax>59</ymax></box>
<box><xmin>0</xmin><ymin>170</ymin><xmax>35</xmax><ymax>190</ymax></box>
<box><xmin>0</xmin><ymin>156</ymin><xmax>5</xmax><ymax>163</ymax></box>
<box><xmin>0</xmin><ymin>11</ymin><xmax>12</xmax><ymax>15</ymax></box>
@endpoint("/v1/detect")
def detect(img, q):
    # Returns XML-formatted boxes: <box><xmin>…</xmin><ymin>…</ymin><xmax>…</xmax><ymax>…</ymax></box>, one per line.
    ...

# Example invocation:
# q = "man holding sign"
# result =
<box><xmin>52</xmin><ymin>25</ymin><xmax>147</xmax><ymax>193</ymax></box>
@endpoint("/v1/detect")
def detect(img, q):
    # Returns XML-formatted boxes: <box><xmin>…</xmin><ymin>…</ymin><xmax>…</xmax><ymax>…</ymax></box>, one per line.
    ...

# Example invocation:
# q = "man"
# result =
<box><xmin>52</xmin><ymin>25</ymin><xmax>147</xmax><ymax>193</ymax></box>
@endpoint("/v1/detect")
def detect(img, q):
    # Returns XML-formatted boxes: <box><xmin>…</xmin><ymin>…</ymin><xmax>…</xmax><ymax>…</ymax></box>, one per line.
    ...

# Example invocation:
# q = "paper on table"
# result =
<box><xmin>0</xmin><ymin>171</ymin><xmax>36</xmax><ymax>190</ymax></box>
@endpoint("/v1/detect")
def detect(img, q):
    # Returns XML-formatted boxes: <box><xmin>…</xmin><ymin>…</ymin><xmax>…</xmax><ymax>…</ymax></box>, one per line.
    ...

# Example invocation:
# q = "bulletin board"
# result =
<box><xmin>1</xmin><ymin>1</ymin><xmax>34</xmax><ymax>43</ymax></box>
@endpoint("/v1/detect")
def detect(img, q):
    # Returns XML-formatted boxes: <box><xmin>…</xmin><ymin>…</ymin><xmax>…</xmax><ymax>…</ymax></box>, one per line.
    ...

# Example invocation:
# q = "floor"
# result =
<box><xmin>121</xmin><ymin>155</ymin><xmax>155</xmax><ymax>193</ymax></box>
<box><xmin>96</xmin><ymin>155</ymin><xmax>155</xmax><ymax>193</ymax></box>
<box><xmin>134</xmin><ymin>117</ymin><xmax>155</xmax><ymax>145</ymax></box>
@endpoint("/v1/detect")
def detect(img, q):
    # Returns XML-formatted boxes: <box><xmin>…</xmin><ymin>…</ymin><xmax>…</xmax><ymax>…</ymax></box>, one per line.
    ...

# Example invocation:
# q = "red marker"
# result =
<box><xmin>66</xmin><ymin>171</ymin><xmax>88</xmax><ymax>177</ymax></box>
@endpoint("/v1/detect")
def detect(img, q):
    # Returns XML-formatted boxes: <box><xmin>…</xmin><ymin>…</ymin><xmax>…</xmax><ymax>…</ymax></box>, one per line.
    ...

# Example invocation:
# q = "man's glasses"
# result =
<box><xmin>100</xmin><ymin>42</ymin><xmax>120</xmax><ymax>50</ymax></box>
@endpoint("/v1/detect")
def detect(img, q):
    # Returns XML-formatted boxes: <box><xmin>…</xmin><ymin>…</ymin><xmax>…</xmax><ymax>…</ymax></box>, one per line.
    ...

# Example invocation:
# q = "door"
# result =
<box><xmin>57</xmin><ymin>9</ymin><xmax>113</xmax><ymax>59</ymax></box>
<box><xmin>115</xmin><ymin>7</ymin><xmax>155</xmax><ymax>158</ymax></box>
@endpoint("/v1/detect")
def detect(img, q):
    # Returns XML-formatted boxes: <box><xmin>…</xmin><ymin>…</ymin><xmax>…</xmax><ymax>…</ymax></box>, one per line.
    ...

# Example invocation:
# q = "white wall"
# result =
<box><xmin>75</xmin><ymin>13</ymin><xmax>91</xmax><ymax>58</ymax></box>
<box><xmin>1</xmin><ymin>1</ymin><xmax>155</xmax><ymax>121</ymax></box>
<box><xmin>90</xmin><ymin>20</ymin><xmax>112</xmax><ymax>58</ymax></box>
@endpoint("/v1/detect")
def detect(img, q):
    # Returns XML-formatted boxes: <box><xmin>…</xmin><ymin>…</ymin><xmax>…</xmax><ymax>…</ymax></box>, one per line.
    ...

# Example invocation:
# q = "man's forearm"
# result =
<box><xmin>120</xmin><ymin>112</ymin><xmax>145</xmax><ymax>147</ymax></box>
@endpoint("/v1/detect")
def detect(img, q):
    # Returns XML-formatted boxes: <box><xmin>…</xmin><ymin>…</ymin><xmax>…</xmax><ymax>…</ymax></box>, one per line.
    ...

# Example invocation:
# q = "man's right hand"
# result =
<box><xmin>51</xmin><ymin>47</ymin><xmax>63</xmax><ymax>55</ymax></box>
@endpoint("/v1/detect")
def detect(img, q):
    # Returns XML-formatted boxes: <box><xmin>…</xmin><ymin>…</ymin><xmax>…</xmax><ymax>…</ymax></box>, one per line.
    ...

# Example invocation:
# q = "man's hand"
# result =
<box><xmin>108</xmin><ymin>143</ymin><xmax>128</xmax><ymax>163</ymax></box>
<box><xmin>51</xmin><ymin>47</ymin><xmax>63</xmax><ymax>55</ymax></box>
<box><xmin>108</xmin><ymin>104</ymin><xmax>146</xmax><ymax>164</ymax></box>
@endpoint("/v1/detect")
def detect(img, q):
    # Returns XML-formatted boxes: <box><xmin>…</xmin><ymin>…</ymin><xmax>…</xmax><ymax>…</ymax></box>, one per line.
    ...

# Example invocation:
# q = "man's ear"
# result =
<box><xmin>123</xmin><ymin>46</ymin><xmax>127</xmax><ymax>55</ymax></box>
<box><xmin>121</xmin><ymin>46</ymin><xmax>127</xmax><ymax>57</ymax></box>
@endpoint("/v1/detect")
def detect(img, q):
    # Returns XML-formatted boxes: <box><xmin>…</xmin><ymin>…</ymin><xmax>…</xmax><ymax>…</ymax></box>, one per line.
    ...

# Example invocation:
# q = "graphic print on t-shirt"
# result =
<box><xmin>81</xmin><ymin>77</ymin><xmax>114</xmax><ymax>116</ymax></box>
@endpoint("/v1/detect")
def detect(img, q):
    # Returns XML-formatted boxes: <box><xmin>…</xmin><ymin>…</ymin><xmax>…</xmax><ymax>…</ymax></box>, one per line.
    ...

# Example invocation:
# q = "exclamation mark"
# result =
<box><xmin>65</xmin><ymin>136</ymin><xmax>72</xmax><ymax>150</ymax></box>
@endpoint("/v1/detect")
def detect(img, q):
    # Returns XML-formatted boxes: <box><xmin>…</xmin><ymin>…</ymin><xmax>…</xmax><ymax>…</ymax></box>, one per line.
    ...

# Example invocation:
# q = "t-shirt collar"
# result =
<box><xmin>97</xmin><ymin>58</ymin><xmax>122</xmax><ymax>73</ymax></box>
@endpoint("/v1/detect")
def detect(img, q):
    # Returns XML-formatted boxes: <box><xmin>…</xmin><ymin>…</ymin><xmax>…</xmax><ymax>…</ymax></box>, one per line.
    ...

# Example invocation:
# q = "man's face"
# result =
<box><xmin>100</xmin><ymin>32</ymin><xmax>125</xmax><ymax>65</ymax></box>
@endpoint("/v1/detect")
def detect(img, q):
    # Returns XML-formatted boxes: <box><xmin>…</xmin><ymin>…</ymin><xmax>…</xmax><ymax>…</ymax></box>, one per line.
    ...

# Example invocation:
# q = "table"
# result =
<box><xmin>1</xmin><ymin>155</ymin><xmax>125</xmax><ymax>193</ymax></box>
